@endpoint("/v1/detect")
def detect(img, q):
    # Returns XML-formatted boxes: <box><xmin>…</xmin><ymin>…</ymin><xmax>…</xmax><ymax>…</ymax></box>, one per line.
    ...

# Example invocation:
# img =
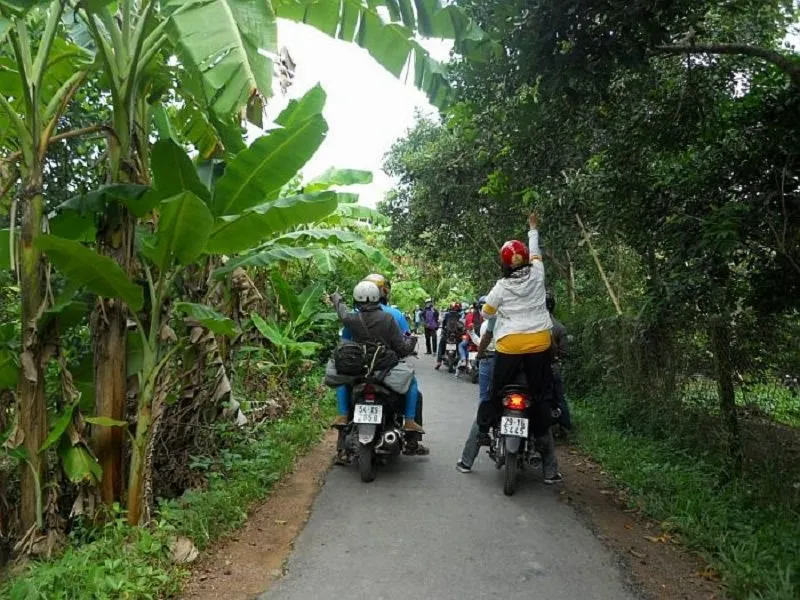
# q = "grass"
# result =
<box><xmin>681</xmin><ymin>378</ymin><xmax>800</xmax><ymax>427</ymax></box>
<box><xmin>573</xmin><ymin>396</ymin><xmax>800</xmax><ymax>600</ymax></box>
<box><xmin>1</xmin><ymin>372</ymin><xmax>335</xmax><ymax>600</ymax></box>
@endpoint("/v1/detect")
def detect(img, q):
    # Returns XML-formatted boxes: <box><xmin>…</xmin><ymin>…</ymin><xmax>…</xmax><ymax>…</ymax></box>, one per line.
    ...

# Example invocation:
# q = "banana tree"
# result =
<box><xmin>0</xmin><ymin>0</ymin><xmax>93</xmax><ymax>532</ymax></box>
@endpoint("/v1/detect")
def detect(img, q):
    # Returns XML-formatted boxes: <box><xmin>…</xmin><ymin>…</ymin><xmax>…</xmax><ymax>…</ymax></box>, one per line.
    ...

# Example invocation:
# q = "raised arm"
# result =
<box><xmin>330</xmin><ymin>292</ymin><xmax>350</xmax><ymax>322</ymax></box>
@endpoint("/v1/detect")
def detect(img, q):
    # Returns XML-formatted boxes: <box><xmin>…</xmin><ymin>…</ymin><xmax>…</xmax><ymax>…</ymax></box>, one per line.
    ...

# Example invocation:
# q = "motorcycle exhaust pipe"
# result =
<box><xmin>375</xmin><ymin>429</ymin><xmax>402</xmax><ymax>454</ymax></box>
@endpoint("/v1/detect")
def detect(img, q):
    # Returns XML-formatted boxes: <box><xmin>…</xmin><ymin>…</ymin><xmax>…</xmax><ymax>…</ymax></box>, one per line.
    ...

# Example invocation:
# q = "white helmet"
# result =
<box><xmin>353</xmin><ymin>281</ymin><xmax>381</xmax><ymax>304</ymax></box>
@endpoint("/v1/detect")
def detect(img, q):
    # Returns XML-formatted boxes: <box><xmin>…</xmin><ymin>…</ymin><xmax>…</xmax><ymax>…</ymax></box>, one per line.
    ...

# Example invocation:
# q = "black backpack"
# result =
<box><xmin>333</xmin><ymin>313</ymin><xmax>399</xmax><ymax>376</ymax></box>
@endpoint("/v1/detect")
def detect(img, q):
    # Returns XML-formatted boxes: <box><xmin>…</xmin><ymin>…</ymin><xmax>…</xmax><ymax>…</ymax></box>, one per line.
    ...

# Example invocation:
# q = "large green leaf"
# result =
<box><xmin>305</xmin><ymin>167</ymin><xmax>373</xmax><ymax>192</ymax></box>
<box><xmin>212</xmin><ymin>115</ymin><xmax>328</xmax><ymax>216</ymax></box>
<box><xmin>269</xmin><ymin>271</ymin><xmax>301</xmax><ymax>320</ymax></box>
<box><xmin>295</xmin><ymin>281</ymin><xmax>327</xmax><ymax>326</ymax></box>
<box><xmin>58</xmin><ymin>438</ymin><xmax>102</xmax><ymax>484</ymax></box>
<box><xmin>40</xmin><ymin>402</ymin><xmax>78</xmax><ymax>453</ymax></box>
<box><xmin>36</xmin><ymin>236</ymin><xmax>144</xmax><ymax>311</ymax></box>
<box><xmin>273</xmin><ymin>0</ymin><xmax>489</xmax><ymax>108</ymax></box>
<box><xmin>206</xmin><ymin>191</ymin><xmax>338</xmax><ymax>254</ymax></box>
<box><xmin>54</xmin><ymin>184</ymin><xmax>153</xmax><ymax>227</ymax></box>
<box><xmin>275</xmin><ymin>84</ymin><xmax>326</xmax><ymax>128</ymax></box>
<box><xmin>213</xmin><ymin>245</ymin><xmax>331</xmax><ymax>277</ymax></box>
<box><xmin>164</xmin><ymin>0</ymin><xmax>277</xmax><ymax>119</ymax></box>
<box><xmin>174</xmin><ymin>302</ymin><xmax>239</xmax><ymax>336</ymax></box>
<box><xmin>0</xmin><ymin>228</ymin><xmax>13</xmax><ymax>270</ymax></box>
<box><xmin>0</xmin><ymin>350</ymin><xmax>17</xmax><ymax>390</ymax></box>
<box><xmin>151</xmin><ymin>191</ymin><xmax>214</xmax><ymax>269</ymax></box>
<box><xmin>150</xmin><ymin>139</ymin><xmax>211</xmax><ymax>203</ymax></box>
<box><xmin>250</xmin><ymin>313</ymin><xmax>319</xmax><ymax>356</ymax></box>
<box><xmin>334</xmin><ymin>202</ymin><xmax>390</xmax><ymax>224</ymax></box>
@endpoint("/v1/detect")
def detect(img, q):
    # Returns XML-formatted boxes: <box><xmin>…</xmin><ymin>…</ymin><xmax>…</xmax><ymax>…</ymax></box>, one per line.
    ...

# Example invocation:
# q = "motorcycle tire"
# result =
<box><xmin>359</xmin><ymin>442</ymin><xmax>376</xmax><ymax>483</ymax></box>
<box><xmin>503</xmin><ymin>452</ymin><xmax>519</xmax><ymax>496</ymax></box>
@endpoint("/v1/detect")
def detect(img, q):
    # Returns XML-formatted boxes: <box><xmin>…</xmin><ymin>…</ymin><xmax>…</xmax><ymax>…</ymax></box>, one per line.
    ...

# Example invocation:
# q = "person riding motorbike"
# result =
<box><xmin>357</xmin><ymin>274</ymin><xmax>429</xmax><ymax>455</ymax></box>
<box><xmin>330</xmin><ymin>281</ymin><xmax>424</xmax><ymax>434</ymax></box>
<box><xmin>458</xmin><ymin>298</ymin><xmax>485</xmax><ymax>368</ymax></box>
<box><xmin>436</xmin><ymin>302</ymin><xmax>465</xmax><ymax>369</ymax></box>
<box><xmin>547</xmin><ymin>292</ymin><xmax>572</xmax><ymax>431</ymax></box>
<box><xmin>478</xmin><ymin>212</ymin><xmax>561</xmax><ymax>484</ymax></box>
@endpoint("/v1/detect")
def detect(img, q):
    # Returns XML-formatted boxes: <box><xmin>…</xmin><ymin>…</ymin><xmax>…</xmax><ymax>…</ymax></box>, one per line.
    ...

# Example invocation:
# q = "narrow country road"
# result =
<box><xmin>264</xmin><ymin>354</ymin><xmax>638</xmax><ymax>600</ymax></box>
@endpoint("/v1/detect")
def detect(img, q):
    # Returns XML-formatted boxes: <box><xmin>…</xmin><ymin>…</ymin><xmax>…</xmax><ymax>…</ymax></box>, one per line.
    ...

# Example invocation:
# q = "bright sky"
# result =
<box><xmin>262</xmin><ymin>20</ymin><xmax>453</xmax><ymax>208</ymax></box>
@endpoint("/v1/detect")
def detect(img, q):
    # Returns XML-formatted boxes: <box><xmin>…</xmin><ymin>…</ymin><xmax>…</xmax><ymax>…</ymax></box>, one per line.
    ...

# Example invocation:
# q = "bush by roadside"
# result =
<box><xmin>1</xmin><ymin>373</ymin><xmax>334</xmax><ymax>600</ymax></box>
<box><xmin>573</xmin><ymin>397</ymin><xmax>800</xmax><ymax>600</ymax></box>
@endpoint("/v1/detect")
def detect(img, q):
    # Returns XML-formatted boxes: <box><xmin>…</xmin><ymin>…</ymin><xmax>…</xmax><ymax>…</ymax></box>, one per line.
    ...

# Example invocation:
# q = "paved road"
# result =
<box><xmin>265</xmin><ymin>355</ymin><xmax>638</xmax><ymax>600</ymax></box>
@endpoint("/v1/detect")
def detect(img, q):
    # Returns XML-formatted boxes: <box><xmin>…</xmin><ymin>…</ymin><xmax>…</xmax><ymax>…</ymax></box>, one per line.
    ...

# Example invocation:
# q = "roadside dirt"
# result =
<box><xmin>556</xmin><ymin>444</ymin><xmax>725</xmax><ymax>600</ymax></box>
<box><xmin>180</xmin><ymin>430</ymin><xmax>338</xmax><ymax>600</ymax></box>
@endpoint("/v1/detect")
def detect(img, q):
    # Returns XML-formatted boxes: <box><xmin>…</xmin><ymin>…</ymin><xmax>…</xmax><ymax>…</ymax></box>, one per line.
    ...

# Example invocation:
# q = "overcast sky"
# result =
<box><xmin>263</xmin><ymin>20</ymin><xmax>452</xmax><ymax>208</ymax></box>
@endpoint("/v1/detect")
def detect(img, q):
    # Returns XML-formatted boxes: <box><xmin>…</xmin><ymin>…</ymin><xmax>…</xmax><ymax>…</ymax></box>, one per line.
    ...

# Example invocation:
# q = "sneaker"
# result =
<box><xmin>543</xmin><ymin>472</ymin><xmax>564</xmax><ymax>485</ymax></box>
<box><xmin>456</xmin><ymin>461</ymin><xmax>472</xmax><ymax>473</ymax></box>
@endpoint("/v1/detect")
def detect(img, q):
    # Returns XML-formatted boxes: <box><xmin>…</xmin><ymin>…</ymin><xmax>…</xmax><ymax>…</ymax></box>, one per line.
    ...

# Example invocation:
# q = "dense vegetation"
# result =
<box><xmin>0</xmin><ymin>0</ymin><xmax>491</xmax><ymax>593</ymax></box>
<box><xmin>382</xmin><ymin>1</ymin><xmax>800</xmax><ymax>598</ymax></box>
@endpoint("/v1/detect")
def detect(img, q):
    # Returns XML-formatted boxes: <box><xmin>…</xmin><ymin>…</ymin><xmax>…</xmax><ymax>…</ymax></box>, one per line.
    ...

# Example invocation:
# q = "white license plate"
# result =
<box><xmin>500</xmin><ymin>416</ymin><xmax>529</xmax><ymax>438</ymax></box>
<box><xmin>446</xmin><ymin>343</ymin><xmax>457</xmax><ymax>351</ymax></box>
<box><xmin>353</xmin><ymin>404</ymin><xmax>382</xmax><ymax>424</ymax></box>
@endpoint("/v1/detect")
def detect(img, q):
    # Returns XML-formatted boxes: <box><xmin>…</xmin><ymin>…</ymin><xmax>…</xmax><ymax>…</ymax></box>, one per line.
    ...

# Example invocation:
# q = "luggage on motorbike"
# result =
<box><xmin>323</xmin><ymin>358</ymin><xmax>358</xmax><ymax>387</ymax></box>
<box><xmin>377</xmin><ymin>362</ymin><xmax>415</xmax><ymax>394</ymax></box>
<box><xmin>332</xmin><ymin>340</ymin><xmax>399</xmax><ymax>377</ymax></box>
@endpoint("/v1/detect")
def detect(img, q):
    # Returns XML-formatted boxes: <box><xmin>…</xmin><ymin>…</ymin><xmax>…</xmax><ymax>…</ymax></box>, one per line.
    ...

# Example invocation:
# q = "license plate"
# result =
<box><xmin>500</xmin><ymin>416</ymin><xmax>529</xmax><ymax>438</ymax></box>
<box><xmin>446</xmin><ymin>343</ymin><xmax>457</xmax><ymax>351</ymax></box>
<box><xmin>353</xmin><ymin>404</ymin><xmax>382</xmax><ymax>424</ymax></box>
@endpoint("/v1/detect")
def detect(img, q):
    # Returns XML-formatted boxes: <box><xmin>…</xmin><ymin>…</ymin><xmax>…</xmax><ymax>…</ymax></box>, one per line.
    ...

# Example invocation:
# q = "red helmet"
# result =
<box><xmin>500</xmin><ymin>240</ymin><xmax>529</xmax><ymax>269</ymax></box>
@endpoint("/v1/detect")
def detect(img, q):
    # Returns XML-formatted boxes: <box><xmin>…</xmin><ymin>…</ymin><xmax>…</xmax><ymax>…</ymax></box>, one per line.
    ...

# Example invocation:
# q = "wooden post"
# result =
<box><xmin>575</xmin><ymin>214</ymin><xmax>622</xmax><ymax>315</ymax></box>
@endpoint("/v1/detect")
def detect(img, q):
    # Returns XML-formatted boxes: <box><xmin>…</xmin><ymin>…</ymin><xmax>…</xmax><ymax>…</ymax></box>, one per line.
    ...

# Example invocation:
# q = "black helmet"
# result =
<box><xmin>545</xmin><ymin>291</ymin><xmax>555</xmax><ymax>313</ymax></box>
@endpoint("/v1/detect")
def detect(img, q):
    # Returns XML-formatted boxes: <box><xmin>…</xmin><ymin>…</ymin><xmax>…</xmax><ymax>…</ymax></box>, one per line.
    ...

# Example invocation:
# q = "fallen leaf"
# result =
<box><xmin>629</xmin><ymin>548</ymin><xmax>646</xmax><ymax>559</ymax></box>
<box><xmin>169</xmin><ymin>536</ymin><xmax>199</xmax><ymax>564</ymax></box>
<box><xmin>624</xmin><ymin>523</ymin><xmax>633</xmax><ymax>530</ymax></box>
<box><xmin>274</xmin><ymin>519</ymin><xmax>287</xmax><ymax>525</ymax></box>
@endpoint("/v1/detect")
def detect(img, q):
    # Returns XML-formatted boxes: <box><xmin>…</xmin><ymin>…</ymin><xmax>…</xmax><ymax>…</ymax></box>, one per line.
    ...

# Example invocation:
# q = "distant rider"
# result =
<box><xmin>436</xmin><ymin>302</ymin><xmax>465</xmax><ymax>369</ymax></box>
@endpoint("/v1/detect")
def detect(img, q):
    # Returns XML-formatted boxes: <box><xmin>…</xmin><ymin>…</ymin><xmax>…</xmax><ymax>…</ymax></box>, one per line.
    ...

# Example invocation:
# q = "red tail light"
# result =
<box><xmin>503</xmin><ymin>393</ymin><xmax>529</xmax><ymax>411</ymax></box>
<box><xmin>362</xmin><ymin>384</ymin><xmax>376</xmax><ymax>401</ymax></box>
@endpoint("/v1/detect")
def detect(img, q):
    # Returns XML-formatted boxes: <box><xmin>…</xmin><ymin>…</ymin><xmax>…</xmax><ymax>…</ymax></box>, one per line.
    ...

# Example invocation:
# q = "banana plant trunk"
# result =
<box><xmin>17</xmin><ymin>174</ymin><xmax>47</xmax><ymax>532</ymax></box>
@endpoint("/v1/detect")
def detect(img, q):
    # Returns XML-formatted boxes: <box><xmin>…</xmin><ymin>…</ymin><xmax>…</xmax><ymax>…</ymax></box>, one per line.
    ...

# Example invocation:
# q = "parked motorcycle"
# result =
<box><xmin>336</xmin><ymin>379</ymin><xmax>407</xmax><ymax>482</ymax></box>
<box><xmin>487</xmin><ymin>381</ymin><xmax>561</xmax><ymax>496</ymax></box>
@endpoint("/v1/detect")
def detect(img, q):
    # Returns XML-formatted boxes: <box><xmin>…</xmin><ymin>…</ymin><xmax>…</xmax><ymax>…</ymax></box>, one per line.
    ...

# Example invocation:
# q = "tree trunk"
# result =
<box><xmin>91</xmin><ymin>301</ymin><xmax>127</xmax><ymax>505</ymax></box>
<box><xmin>17</xmin><ymin>179</ymin><xmax>47</xmax><ymax>532</ymax></box>
<box><xmin>710</xmin><ymin>316</ymin><xmax>743</xmax><ymax>475</ymax></box>
<box><xmin>91</xmin><ymin>206</ymin><xmax>134</xmax><ymax>506</ymax></box>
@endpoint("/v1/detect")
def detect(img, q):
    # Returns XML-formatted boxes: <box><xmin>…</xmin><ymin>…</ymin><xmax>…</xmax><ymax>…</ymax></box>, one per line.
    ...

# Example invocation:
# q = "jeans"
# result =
<box><xmin>458</xmin><ymin>340</ymin><xmax>469</xmax><ymax>362</ymax></box>
<box><xmin>459</xmin><ymin>356</ymin><xmax>496</xmax><ymax>468</ymax></box>
<box><xmin>336</xmin><ymin>376</ymin><xmax>419</xmax><ymax>420</ymax></box>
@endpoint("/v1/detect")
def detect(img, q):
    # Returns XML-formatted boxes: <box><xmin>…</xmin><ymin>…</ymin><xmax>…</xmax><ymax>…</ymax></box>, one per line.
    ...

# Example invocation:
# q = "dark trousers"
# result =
<box><xmin>424</xmin><ymin>327</ymin><xmax>437</xmax><ymax>354</ymax></box>
<box><xmin>477</xmin><ymin>350</ymin><xmax>554</xmax><ymax>437</ymax></box>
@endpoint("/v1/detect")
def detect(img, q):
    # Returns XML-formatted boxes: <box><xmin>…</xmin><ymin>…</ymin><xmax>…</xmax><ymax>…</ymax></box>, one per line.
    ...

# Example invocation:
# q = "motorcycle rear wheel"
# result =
<box><xmin>359</xmin><ymin>442</ymin><xmax>376</xmax><ymax>483</ymax></box>
<box><xmin>504</xmin><ymin>452</ymin><xmax>519</xmax><ymax>496</ymax></box>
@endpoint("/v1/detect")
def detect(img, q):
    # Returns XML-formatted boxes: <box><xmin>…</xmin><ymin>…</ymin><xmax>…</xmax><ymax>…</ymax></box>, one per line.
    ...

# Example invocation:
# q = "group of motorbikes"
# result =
<box><xmin>335</xmin><ymin>326</ymin><xmax>556</xmax><ymax>498</ymax></box>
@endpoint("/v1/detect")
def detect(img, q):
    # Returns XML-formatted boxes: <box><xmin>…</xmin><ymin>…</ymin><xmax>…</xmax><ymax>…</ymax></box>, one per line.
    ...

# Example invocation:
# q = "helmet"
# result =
<box><xmin>353</xmin><ymin>281</ymin><xmax>381</xmax><ymax>304</ymax></box>
<box><xmin>477</xmin><ymin>295</ymin><xmax>487</xmax><ymax>307</ymax></box>
<box><xmin>364</xmin><ymin>273</ymin><xmax>391</xmax><ymax>298</ymax></box>
<box><xmin>546</xmin><ymin>291</ymin><xmax>556</xmax><ymax>312</ymax></box>
<box><xmin>500</xmin><ymin>240</ymin><xmax>529</xmax><ymax>269</ymax></box>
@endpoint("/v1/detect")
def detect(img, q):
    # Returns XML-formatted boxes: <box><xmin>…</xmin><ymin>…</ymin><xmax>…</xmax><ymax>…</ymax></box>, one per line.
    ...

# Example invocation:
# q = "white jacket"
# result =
<box><xmin>482</xmin><ymin>229</ymin><xmax>552</xmax><ymax>342</ymax></box>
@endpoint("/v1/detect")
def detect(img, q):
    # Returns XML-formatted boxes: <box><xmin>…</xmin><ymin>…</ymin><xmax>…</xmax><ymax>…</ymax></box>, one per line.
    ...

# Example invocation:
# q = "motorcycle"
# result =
<box><xmin>336</xmin><ymin>378</ymin><xmax>408</xmax><ymax>482</ymax></box>
<box><xmin>457</xmin><ymin>334</ymin><xmax>479</xmax><ymax>384</ymax></box>
<box><xmin>487</xmin><ymin>379</ymin><xmax>561</xmax><ymax>496</ymax></box>
<box><xmin>442</xmin><ymin>333</ymin><xmax>461</xmax><ymax>374</ymax></box>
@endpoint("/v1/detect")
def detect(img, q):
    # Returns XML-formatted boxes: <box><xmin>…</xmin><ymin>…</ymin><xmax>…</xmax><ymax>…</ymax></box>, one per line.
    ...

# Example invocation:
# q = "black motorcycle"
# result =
<box><xmin>487</xmin><ymin>381</ymin><xmax>561</xmax><ymax>496</ymax></box>
<box><xmin>442</xmin><ymin>333</ymin><xmax>460</xmax><ymax>374</ymax></box>
<box><xmin>336</xmin><ymin>379</ymin><xmax>407</xmax><ymax>482</ymax></box>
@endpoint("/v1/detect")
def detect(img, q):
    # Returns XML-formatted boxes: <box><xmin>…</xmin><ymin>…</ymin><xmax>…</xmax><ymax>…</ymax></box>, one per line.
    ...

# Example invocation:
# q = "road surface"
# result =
<box><xmin>265</xmin><ymin>355</ymin><xmax>638</xmax><ymax>600</ymax></box>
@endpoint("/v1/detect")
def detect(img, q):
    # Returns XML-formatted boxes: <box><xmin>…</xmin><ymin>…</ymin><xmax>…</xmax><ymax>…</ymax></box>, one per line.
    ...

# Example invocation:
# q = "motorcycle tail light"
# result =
<box><xmin>362</xmin><ymin>384</ymin><xmax>376</xmax><ymax>401</ymax></box>
<box><xmin>503</xmin><ymin>393</ymin><xmax>529</xmax><ymax>411</ymax></box>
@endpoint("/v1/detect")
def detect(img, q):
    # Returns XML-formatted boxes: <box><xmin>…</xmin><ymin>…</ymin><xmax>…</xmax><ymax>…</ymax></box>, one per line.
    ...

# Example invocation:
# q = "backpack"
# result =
<box><xmin>333</xmin><ymin>312</ymin><xmax>399</xmax><ymax>376</ymax></box>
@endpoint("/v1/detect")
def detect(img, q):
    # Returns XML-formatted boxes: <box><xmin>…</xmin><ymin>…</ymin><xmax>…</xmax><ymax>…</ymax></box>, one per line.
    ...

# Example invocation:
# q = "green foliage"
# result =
<box><xmin>2</xmin><ymin>373</ymin><xmax>335</xmax><ymax>598</ymax></box>
<box><xmin>574</xmin><ymin>398</ymin><xmax>800</xmax><ymax>600</ymax></box>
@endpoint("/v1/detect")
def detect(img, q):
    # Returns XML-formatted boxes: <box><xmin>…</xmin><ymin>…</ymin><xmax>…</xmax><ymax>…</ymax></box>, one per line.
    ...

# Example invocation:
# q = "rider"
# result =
<box><xmin>479</xmin><ymin>211</ymin><xmax>561</xmax><ymax>483</ymax></box>
<box><xmin>331</xmin><ymin>281</ymin><xmax>424</xmax><ymax>433</ymax></box>
<box><xmin>361</xmin><ymin>274</ymin><xmax>429</xmax><ymax>454</ymax></box>
<box><xmin>435</xmin><ymin>302</ymin><xmax>465</xmax><ymax>369</ymax></box>
<box><xmin>458</xmin><ymin>298</ymin><xmax>485</xmax><ymax>367</ymax></box>
<box><xmin>547</xmin><ymin>292</ymin><xmax>572</xmax><ymax>430</ymax></box>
